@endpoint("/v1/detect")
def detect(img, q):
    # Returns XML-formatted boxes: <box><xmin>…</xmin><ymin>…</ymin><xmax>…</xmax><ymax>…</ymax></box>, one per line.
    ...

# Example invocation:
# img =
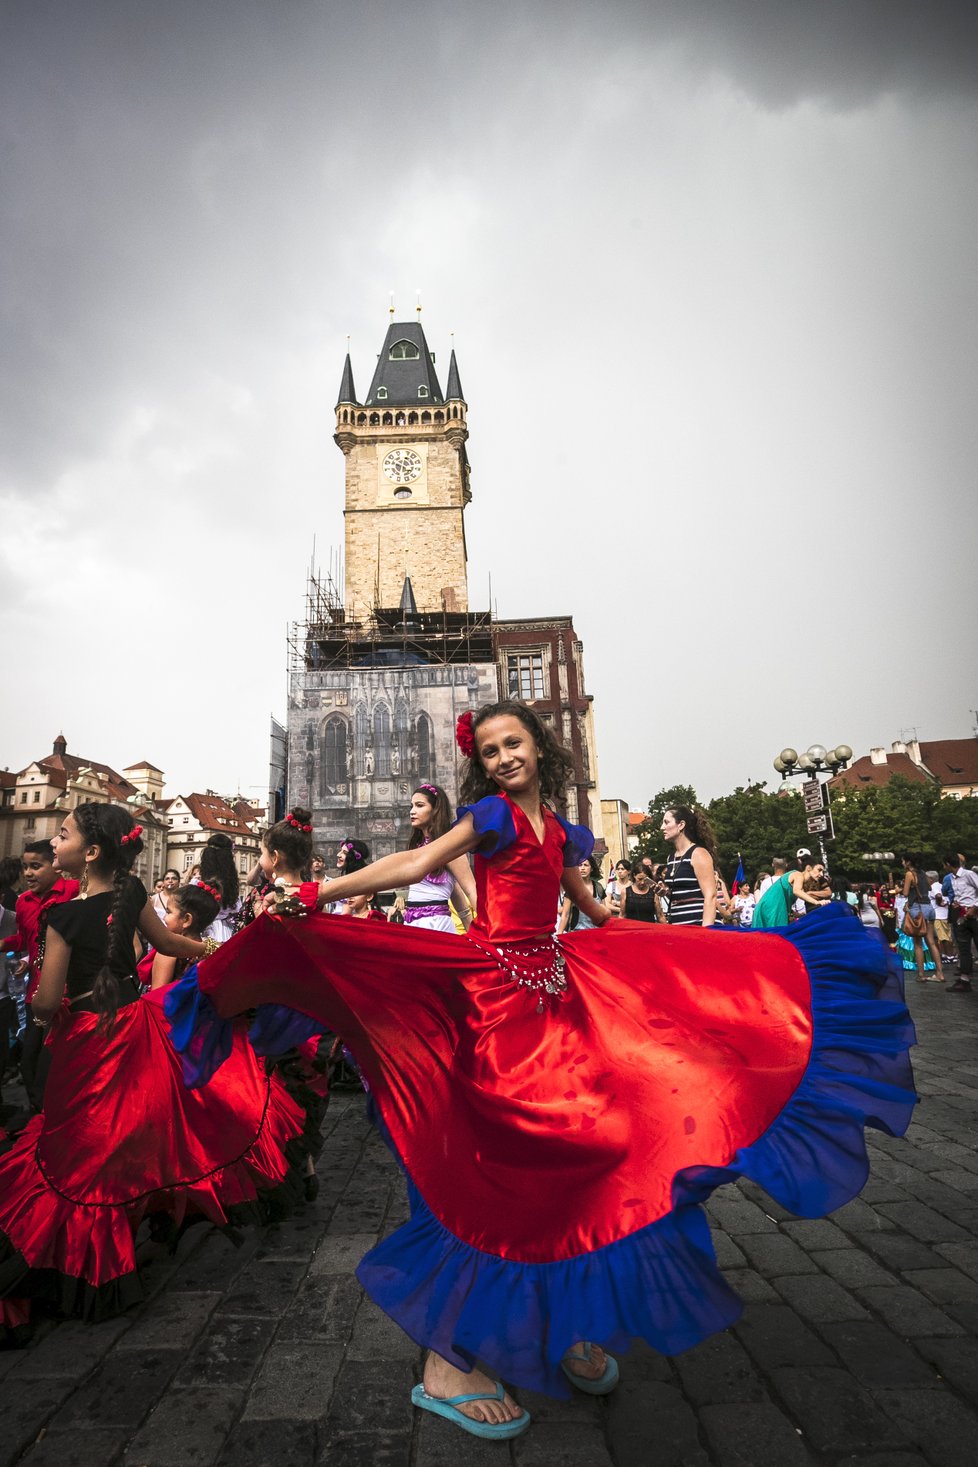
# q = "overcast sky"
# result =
<box><xmin>2</xmin><ymin>0</ymin><xmax>976</xmax><ymax>812</ymax></box>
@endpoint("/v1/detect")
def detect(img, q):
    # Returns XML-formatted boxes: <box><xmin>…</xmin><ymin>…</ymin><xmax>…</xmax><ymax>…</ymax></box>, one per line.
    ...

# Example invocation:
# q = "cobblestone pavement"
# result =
<box><xmin>2</xmin><ymin>979</ymin><xmax>978</xmax><ymax>1467</ymax></box>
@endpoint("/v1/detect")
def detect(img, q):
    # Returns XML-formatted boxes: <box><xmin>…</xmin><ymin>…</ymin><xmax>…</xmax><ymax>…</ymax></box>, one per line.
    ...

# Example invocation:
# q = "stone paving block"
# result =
<box><xmin>324</xmin><ymin>1357</ymin><xmax>416</xmax><ymax>1436</ymax></box>
<box><xmin>513</xmin><ymin>1421</ymin><xmax>614</xmax><ymax>1466</ymax></box>
<box><xmin>415</xmin><ymin>1410</ymin><xmax>512</xmax><ymax>1464</ymax></box>
<box><xmin>673</xmin><ymin>1332</ymin><xmax>765</xmax><ymax>1406</ymax></box>
<box><xmin>709</xmin><ymin>1228</ymin><xmax>746</xmax><ymax>1269</ymax></box>
<box><xmin>0</xmin><ymin>1379</ymin><xmax>79</xmax><ymax>1467</ymax></box>
<box><xmin>947</xmin><ymin>1301</ymin><xmax>978</xmax><ymax>1332</ymax></box>
<box><xmin>698</xmin><ymin>1402</ymin><xmax>808</xmax><ymax>1467</ymax></box>
<box><xmin>834</xmin><ymin>1457</ymin><xmax>927</xmax><ymax>1467</ymax></box>
<box><xmin>346</xmin><ymin>1295</ymin><xmax>419</xmax><ymax>1362</ymax></box>
<box><xmin>166</xmin><ymin>1230</ymin><xmax>260</xmax><ymax>1293</ymax></box>
<box><xmin>276</xmin><ymin>1274</ymin><xmax>362</xmax><ymax>1345</ymax></box>
<box><xmin>857</xmin><ymin>1284</ymin><xmax>964</xmax><ymax>1338</ymax></box>
<box><xmin>117</xmin><ymin>1290</ymin><xmax>221</xmax><ymax>1351</ymax></box>
<box><xmin>216</xmin><ymin>1259</ymin><xmax>307</xmax><ymax>1317</ymax></box>
<box><xmin>771</xmin><ymin>1273</ymin><xmax>869</xmax><ymax>1324</ymax></box>
<box><xmin>770</xmin><ymin>1366</ymin><xmax>911</xmax><ymax>1454</ymax></box>
<box><xmin>328</xmin><ymin>1201</ymin><xmax>390</xmax><ymax>1234</ymax></box>
<box><xmin>861</xmin><ymin>1232</ymin><xmax>952</xmax><ymax>1273</ymax></box>
<box><xmin>876</xmin><ymin>1199</ymin><xmax>971</xmax><ymax>1242</ymax></box>
<box><xmin>859</xmin><ymin>1178</ymin><xmax>913</xmax><ymax>1205</ymax></box>
<box><xmin>15</xmin><ymin>1427</ymin><xmax>130</xmax><ymax>1466</ymax></box>
<box><xmin>214</xmin><ymin>1418</ymin><xmax>320</xmax><ymax>1466</ymax></box>
<box><xmin>930</xmin><ymin>1166</ymin><xmax>978</xmax><ymax>1191</ymax></box>
<box><xmin>255</xmin><ymin>1210</ymin><xmax>329</xmax><ymax>1263</ymax></box>
<box><xmin>9</xmin><ymin>1318</ymin><xmax>129</xmax><ymax>1379</ymax></box>
<box><xmin>52</xmin><ymin>1349</ymin><xmax>184</xmax><ymax>1428</ymax></box>
<box><xmin>914</xmin><ymin>1337</ymin><xmax>978</xmax><ymax>1408</ymax></box>
<box><xmin>933</xmin><ymin>1239</ymin><xmax>978</xmax><ymax>1280</ymax></box>
<box><xmin>316</xmin><ymin>1430</ymin><xmax>412</xmax><ymax>1466</ymax></box>
<box><xmin>606</xmin><ymin>1380</ymin><xmax>708</xmax><ymax>1467</ymax></box>
<box><xmin>817</xmin><ymin>1320</ymin><xmax>939</xmax><ymax>1390</ymax></box>
<box><xmin>736</xmin><ymin>1233</ymin><xmax>818</xmax><ymax>1277</ymax></box>
<box><xmin>310</xmin><ymin>1232</ymin><xmax>377</xmax><ymax>1276</ymax></box>
<box><xmin>174</xmin><ymin>1314</ymin><xmax>277</xmax><ymax>1387</ymax></box>
<box><xmin>704</xmin><ymin>1194</ymin><xmax>778</xmax><ymax>1235</ymax></box>
<box><xmin>781</xmin><ymin>1218</ymin><xmax>854</xmax><ymax>1250</ymax></box>
<box><xmin>873</xmin><ymin>1387</ymin><xmax>978</xmax><ymax>1467</ymax></box>
<box><xmin>513</xmin><ymin>1385</ymin><xmax>600</xmax><ymax>1424</ymax></box>
<box><xmin>124</xmin><ymin>1385</ymin><xmax>244</xmax><ymax>1466</ymax></box>
<box><xmin>732</xmin><ymin>1303</ymin><xmax>835</xmax><ymax>1369</ymax></box>
<box><xmin>735</xmin><ymin>1179</ymin><xmax>792</xmax><ymax>1215</ymax></box>
<box><xmin>616</xmin><ymin>1338</ymin><xmax>672</xmax><ymax>1384</ymax></box>
<box><xmin>725</xmin><ymin>1267</ymin><xmax>779</xmax><ymax>1303</ymax></box>
<box><xmin>829</xmin><ymin>1197</ymin><xmax>896</xmax><ymax>1232</ymax></box>
<box><xmin>244</xmin><ymin>1342</ymin><xmax>344</xmax><ymax>1421</ymax></box>
<box><xmin>902</xmin><ymin>1266</ymin><xmax>978</xmax><ymax>1306</ymax></box>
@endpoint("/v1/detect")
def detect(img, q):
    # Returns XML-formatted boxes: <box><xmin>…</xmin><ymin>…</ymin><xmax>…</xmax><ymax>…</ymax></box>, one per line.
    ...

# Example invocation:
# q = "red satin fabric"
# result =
<box><xmin>199</xmin><ymin>800</ymin><xmax>813</xmax><ymax>1265</ymax></box>
<box><xmin>0</xmin><ymin>989</ymin><xmax>304</xmax><ymax>1290</ymax></box>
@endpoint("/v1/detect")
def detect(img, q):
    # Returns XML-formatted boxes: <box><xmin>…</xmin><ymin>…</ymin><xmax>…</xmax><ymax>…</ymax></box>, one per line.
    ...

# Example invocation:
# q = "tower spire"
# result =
<box><xmin>336</xmin><ymin>348</ymin><xmax>358</xmax><ymax>407</ymax></box>
<box><xmin>445</xmin><ymin>345</ymin><xmax>465</xmax><ymax>403</ymax></box>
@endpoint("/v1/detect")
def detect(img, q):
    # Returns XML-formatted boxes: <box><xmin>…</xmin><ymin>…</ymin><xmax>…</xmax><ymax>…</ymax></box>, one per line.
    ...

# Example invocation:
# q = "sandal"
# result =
<box><xmin>561</xmin><ymin>1341</ymin><xmax>620</xmax><ymax>1395</ymax></box>
<box><xmin>410</xmin><ymin>1381</ymin><xmax>530</xmax><ymax>1440</ymax></box>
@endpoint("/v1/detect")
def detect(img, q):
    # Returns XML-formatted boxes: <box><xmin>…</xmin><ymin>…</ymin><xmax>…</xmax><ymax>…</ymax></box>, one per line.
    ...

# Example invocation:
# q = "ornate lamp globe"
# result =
<box><xmin>773</xmin><ymin>756</ymin><xmax>786</xmax><ymax>773</ymax></box>
<box><xmin>834</xmin><ymin>744</ymin><xmax>853</xmax><ymax>763</ymax></box>
<box><xmin>807</xmin><ymin>744</ymin><xmax>827</xmax><ymax>763</ymax></box>
<box><xmin>780</xmin><ymin>748</ymin><xmax>798</xmax><ymax>767</ymax></box>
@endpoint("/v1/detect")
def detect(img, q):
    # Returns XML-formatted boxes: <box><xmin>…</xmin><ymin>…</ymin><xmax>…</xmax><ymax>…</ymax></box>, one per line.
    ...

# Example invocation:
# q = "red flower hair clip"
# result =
<box><xmin>197</xmin><ymin>881</ymin><xmax>222</xmax><ymax>903</ymax></box>
<box><xmin>286</xmin><ymin>813</ymin><xmax>313</xmax><ymax>833</ymax></box>
<box><xmin>121</xmin><ymin>825</ymin><xmax>142</xmax><ymax>845</ymax></box>
<box><xmin>455</xmin><ymin>711</ymin><xmax>475</xmax><ymax>758</ymax></box>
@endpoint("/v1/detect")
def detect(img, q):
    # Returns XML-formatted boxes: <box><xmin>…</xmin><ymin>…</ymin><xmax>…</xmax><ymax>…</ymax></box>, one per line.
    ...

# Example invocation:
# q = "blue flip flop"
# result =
<box><xmin>561</xmin><ymin>1342</ymin><xmax>620</xmax><ymax>1395</ymax></box>
<box><xmin>410</xmin><ymin>1381</ymin><xmax>531</xmax><ymax>1439</ymax></box>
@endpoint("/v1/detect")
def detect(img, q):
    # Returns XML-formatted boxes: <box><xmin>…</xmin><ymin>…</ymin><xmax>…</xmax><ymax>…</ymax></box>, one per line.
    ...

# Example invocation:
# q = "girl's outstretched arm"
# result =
<box><xmin>311</xmin><ymin>818</ymin><xmax>481</xmax><ymax>911</ymax></box>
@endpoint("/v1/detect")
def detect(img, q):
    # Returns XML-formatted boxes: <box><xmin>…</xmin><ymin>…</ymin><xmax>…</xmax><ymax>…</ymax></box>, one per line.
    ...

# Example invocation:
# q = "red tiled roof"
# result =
<box><xmin>627</xmin><ymin>811</ymin><xmax>648</xmax><ymax>827</ymax></box>
<box><xmin>183</xmin><ymin>792</ymin><xmax>255</xmax><ymax>838</ymax></box>
<box><xmin>0</xmin><ymin>771</ymin><xmax>17</xmax><ymax>789</ymax></box>
<box><xmin>830</xmin><ymin>753</ymin><xmax>931</xmax><ymax>790</ymax></box>
<box><xmin>35</xmin><ymin>753</ymin><xmax>138</xmax><ymax>800</ymax></box>
<box><xmin>919</xmin><ymin>739</ymin><xmax>978</xmax><ymax>789</ymax></box>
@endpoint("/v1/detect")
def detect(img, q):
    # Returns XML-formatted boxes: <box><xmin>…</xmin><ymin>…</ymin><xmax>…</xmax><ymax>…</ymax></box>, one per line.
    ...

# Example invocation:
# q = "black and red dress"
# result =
<box><xmin>0</xmin><ymin>880</ymin><xmax>306</xmax><ymax>1331</ymax></box>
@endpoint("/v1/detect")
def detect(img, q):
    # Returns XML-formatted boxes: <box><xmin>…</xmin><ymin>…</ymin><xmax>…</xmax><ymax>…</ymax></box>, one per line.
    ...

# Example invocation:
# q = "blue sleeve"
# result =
<box><xmin>554</xmin><ymin>813</ymin><xmax>595</xmax><ymax>868</ymax></box>
<box><xmin>454</xmin><ymin>796</ymin><xmax>518</xmax><ymax>856</ymax></box>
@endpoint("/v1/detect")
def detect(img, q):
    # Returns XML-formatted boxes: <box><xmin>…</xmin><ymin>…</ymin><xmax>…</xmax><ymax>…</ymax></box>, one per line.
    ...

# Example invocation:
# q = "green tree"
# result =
<box><xmin>706</xmin><ymin>785</ymin><xmax>806</xmax><ymax>883</ymax></box>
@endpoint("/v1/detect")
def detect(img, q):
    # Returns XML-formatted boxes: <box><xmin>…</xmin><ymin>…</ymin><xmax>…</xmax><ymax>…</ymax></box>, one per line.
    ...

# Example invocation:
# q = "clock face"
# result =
<box><xmin>382</xmin><ymin>448</ymin><xmax>422</xmax><ymax>484</ymax></box>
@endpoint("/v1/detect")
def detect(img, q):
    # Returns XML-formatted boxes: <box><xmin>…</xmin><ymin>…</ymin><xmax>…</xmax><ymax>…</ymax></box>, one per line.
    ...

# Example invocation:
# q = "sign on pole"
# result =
<box><xmin>807</xmin><ymin>810</ymin><xmax>835</xmax><ymax>838</ymax></box>
<box><xmin>802</xmin><ymin>779</ymin><xmax>824</xmax><ymax>814</ymax></box>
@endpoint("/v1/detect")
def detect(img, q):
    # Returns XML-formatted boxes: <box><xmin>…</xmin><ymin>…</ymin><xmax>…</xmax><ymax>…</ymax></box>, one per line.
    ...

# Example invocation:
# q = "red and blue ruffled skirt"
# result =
<box><xmin>166</xmin><ymin>905</ymin><xmax>915</xmax><ymax>1396</ymax></box>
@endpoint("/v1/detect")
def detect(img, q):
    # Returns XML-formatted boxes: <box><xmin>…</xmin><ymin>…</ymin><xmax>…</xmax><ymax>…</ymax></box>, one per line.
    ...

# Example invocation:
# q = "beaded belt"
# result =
<box><xmin>467</xmin><ymin>934</ymin><xmax>568</xmax><ymax>1011</ymax></box>
<box><xmin>403</xmin><ymin>903</ymin><xmax>451</xmax><ymax>923</ymax></box>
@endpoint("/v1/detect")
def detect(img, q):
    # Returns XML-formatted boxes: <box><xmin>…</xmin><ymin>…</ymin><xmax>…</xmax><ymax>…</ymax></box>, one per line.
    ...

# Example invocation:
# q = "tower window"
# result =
<box><xmin>418</xmin><ymin>386</ymin><xmax>429</xmax><ymax>399</ymax></box>
<box><xmin>394</xmin><ymin>488</ymin><xmax>412</xmax><ymax>500</ymax></box>
<box><xmin>322</xmin><ymin>717</ymin><xmax>348</xmax><ymax>789</ymax></box>
<box><xmin>377</xmin><ymin>387</ymin><xmax>388</xmax><ymax>400</ymax></box>
<box><xmin>390</xmin><ymin>340</ymin><xmax>420</xmax><ymax>361</ymax></box>
<box><xmin>374</xmin><ymin>704</ymin><xmax>391</xmax><ymax>777</ymax></box>
<box><xmin>507</xmin><ymin>653</ymin><xmax>545</xmax><ymax>701</ymax></box>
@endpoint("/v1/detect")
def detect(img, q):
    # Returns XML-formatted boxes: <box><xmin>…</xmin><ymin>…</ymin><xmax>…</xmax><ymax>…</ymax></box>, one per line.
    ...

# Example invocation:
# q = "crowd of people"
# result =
<box><xmin>0</xmin><ymin>701</ymin><xmax>925</xmax><ymax>1443</ymax></box>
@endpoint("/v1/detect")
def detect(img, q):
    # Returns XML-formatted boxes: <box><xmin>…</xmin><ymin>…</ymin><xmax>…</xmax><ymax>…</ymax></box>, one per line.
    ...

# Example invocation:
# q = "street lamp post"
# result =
<box><xmin>772</xmin><ymin>743</ymin><xmax>853</xmax><ymax>875</ymax></box>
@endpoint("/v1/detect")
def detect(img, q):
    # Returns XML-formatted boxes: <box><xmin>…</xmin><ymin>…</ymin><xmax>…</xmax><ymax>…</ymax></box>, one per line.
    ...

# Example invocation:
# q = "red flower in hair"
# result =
<box><xmin>455</xmin><ymin>711</ymin><xmax>475</xmax><ymax>758</ymax></box>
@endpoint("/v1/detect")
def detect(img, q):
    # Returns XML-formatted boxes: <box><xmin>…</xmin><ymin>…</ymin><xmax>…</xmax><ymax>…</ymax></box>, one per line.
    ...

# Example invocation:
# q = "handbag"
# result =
<box><xmin>902</xmin><ymin>907</ymin><xmax>927</xmax><ymax>938</ymax></box>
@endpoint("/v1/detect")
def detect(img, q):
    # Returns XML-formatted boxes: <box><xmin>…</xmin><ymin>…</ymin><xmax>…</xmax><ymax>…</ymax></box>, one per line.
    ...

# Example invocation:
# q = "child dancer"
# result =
<box><xmin>0</xmin><ymin>802</ymin><xmax>306</xmax><ymax>1335</ymax></box>
<box><xmin>151</xmin><ymin>881</ymin><xmax>223</xmax><ymax>989</ymax></box>
<box><xmin>403</xmin><ymin>783</ymin><xmax>475</xmax><ymax>932</ymax></box>
<box><xmin>168</xmin><ymin>701</ymin><xmax>915</xmax><ymax>1441</ymax></box>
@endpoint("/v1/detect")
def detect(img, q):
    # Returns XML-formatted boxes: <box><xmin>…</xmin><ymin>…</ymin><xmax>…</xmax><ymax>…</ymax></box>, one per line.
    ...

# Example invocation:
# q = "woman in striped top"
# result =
<box><xmin>662</xmin><ymin>805</ymin><xmax>718</xmax><ymax>927</ymax></box>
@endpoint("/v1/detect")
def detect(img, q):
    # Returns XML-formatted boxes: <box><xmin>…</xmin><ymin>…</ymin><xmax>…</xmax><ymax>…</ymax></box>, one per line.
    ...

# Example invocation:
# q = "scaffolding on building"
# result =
<box><xmin>287</xmin><ymin>570</ymin><xmax>495</xmax><ymax>677</ymax></box>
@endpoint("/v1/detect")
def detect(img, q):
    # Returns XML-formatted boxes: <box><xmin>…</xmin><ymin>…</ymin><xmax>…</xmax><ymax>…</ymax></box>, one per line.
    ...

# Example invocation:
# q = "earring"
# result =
<box><xmin>80</xmin><ymin>866</ymin><xmax>89</xmax><ymax>896</ymax></box>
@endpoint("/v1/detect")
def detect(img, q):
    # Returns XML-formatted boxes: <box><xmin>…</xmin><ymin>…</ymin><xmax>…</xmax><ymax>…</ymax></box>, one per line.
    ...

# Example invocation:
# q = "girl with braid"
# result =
<box><xmin>0</xmin><ymin>802</ymin><xmax>306</xmax><ymax>1336</ymax></box>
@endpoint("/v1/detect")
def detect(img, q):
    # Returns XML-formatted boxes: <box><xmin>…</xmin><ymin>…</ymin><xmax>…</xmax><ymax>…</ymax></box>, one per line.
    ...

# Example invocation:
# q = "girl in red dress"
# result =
<box><xmin>168</xmin><ymin>702</ymin><xmax>915</xmax><ymax>1442</ymax></box>
<box><xmin>0</xmin><ymin>802</ymin><xmax>306</xmax><ymax>1335</ymax></box>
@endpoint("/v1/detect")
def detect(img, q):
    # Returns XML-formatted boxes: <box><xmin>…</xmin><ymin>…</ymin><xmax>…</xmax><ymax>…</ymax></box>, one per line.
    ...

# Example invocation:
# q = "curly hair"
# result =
<box><xmin>665</xmin><ymin>803</ymin><xmax>718</xmax><ymax>861</ymax></box>
<box><xmin>200</xmin><ymin>832</ymin><xmax>238</xmax><ymax>908</ymax></box>
<box><xmin>71</xmin><ymin>802</ymin><xmax>144</xmax><ymax>1030</ymax></box>
<box><xmin>264</xmin><ymin>807</ymin><xmax>313</xmax><ymax>876</ymax></box>
<box><xmin>458</xmin><ymin>700</ymin><xmax>575</xmax><ymax>807</ymax></box>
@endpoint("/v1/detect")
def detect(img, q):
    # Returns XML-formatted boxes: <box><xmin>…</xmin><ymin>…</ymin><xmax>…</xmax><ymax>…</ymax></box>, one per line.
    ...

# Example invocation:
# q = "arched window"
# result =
<box><xmin>394</xmin><ymin>698</ymin><xmax>409</xmax><ymax>776</ymax></box>
<box><xmin>382</xmin><ymin>412</ymin><xmax>393</xmax><ymax>426</ymax></box>
<box><xmin>369</xmin><ymin>412</ymin><xmax>380</xmax><ymax>425</ymax></box>
<box><xmin>408</xmin><ymin>412</ymin><xmax>418</xmax><ymax>425</ymax></box>
<box><xmin>377</xmin><ymin>386</ymin><xmax>388</xmax><ymax>400</ymax></box>
<box><xmin>322</xmin><ymin>717</ymin><xmax>348</xmax><ymax>790</ymax></box>
<box><xmin>341</xmin><ymin>409</ymin><xmax>348</xmax><ymax>423</ymax></box>
<box><xmin>395</xmin><ymin>412</ymin><xmax>406</xmax><ymax>426</ymax></box>
<box><xmin>451</xmin><ymin>405</ymin><xmax>458</xmax><ymax>418</ymax></box>
<box><xmin>373</xmin><ymin>704</ymin><xmax>391</xmax><ymax>777</ymax></box>
<box><xmin>418</xmin><ymin>385</ymin><xmax>429</xmax><ymax>399</ymax></box>
<box><xmin>357</xmin><ymin>412</ymin><xmax>366</xmax><ymax>425</ymax></box>
<box><xmin>416</xmin><ymin>713</ymin><xmax>433</xmax><ymax>783</ymax></box>
<box><xmin>421</xmin><ymin>411</ymin><xmax>431</xmax><ymax>424</ymax></box>
<box><xmin>389</xmin><ymin>340</ymin><xmax>420</xmax><ymax>360</ymax></box>
<box><xmin>434</xmin><ymin>410</ymin><xmax>444</xmax><ymax>423</ymax></box>
<box><xmin>355</xmin><ymin>704</ymin><xmax>369</xmax><ymax>775</ymax></box>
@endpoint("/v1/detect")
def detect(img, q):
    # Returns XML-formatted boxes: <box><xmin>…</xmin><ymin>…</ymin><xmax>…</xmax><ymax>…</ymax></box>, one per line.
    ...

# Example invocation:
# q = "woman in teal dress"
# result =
<box><xmin>753</xmin><ymin>858</ymin><xmax>830</xmax><ymax>929</ymax></box>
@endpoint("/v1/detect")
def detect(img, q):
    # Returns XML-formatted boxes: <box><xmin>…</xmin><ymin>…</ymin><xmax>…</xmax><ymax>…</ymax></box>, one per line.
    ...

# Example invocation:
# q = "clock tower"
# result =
<box><xmin>334</xmin><ymin>319</ymin><xmax>471</xmax><ymax>620</ymax></box>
